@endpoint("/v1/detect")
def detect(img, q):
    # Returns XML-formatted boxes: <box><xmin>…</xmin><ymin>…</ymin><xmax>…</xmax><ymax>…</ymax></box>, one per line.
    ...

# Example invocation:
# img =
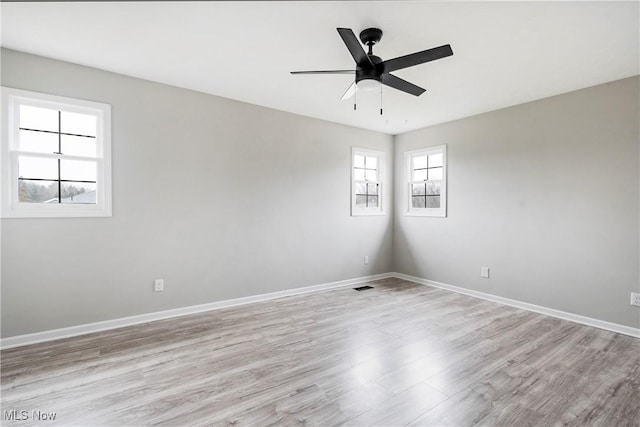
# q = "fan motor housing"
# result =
<box><xmin>356</xmin><ymin>55</ymin><xmax>383</xmax><ymax>84</ymax></box>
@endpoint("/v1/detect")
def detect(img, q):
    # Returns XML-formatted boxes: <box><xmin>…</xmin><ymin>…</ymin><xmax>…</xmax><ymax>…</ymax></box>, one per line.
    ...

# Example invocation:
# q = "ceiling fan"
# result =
<box><xmin>291</xmin><ymin>28</ymin><xmax>453</xmax><ymax>101</ymax></box>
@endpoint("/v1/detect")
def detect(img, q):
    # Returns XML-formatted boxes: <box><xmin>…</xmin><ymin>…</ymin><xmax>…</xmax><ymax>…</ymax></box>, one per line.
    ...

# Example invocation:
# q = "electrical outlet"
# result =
<box><xmin>364</xmin><ymin>256</ymin><xmax>369</xmax><ymax>265</ymax></box>
<box><xmin>631</xmin><ymin>292</ymin><xmax>640</xmax><ymax>307</ymax></box>
<box><xmin>154</xmin><ymin>279</ymin><xmax>164</xmax><ymax>292</ymax></box>
<box><xmin>481</xmin><ymin>267</ymin><xmax>490</xmax><ymax>278</ymax></box>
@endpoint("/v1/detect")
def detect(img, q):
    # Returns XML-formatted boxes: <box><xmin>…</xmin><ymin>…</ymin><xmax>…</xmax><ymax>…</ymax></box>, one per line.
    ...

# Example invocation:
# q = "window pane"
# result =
<box><xmin>367</xmin><ymin>196</ymin><xmax>379</xmax><ymax>207</ymax></box>
<box><xmin>367</xmin><ymin>183</ymin><xmax>378</xmax><ymax>196</ymax></box>
<box><xmin>18</xmin><ymin>156</ymin><xmax>58</xmax><ymax>180</ymax></box>
<box><xmin>426</xmin><ymin>180</ymin><xmax>441</xmax><ymax>195</ymax></box>
<box><xmin>19</xmin><ymin>105</ymin><xmax>59</xmax><ymax>132</ymax></box>
<box><xmin>62</xmin><ymin>135</ymin><xmax>97</xmax><ymax>157</ymax></box>
<box><xmin>61</xmin><ymin>182</ymin><xmax>96</xmax><ymax>204</ymax></box>
<box><xmin>19</xmin><ymin>130</ymin><xmax>58</xmax><ymax>154</ymax></box>
<box><xmin>355</xmin><ymin>182</ymin><xmax>367</xmax><ymax>195</ymax></box>
<box><xmin>354</xmin><ymin>168</ymin><xmax>365</xmax><ymax>181</ymax></box>
<box><xmin>412</xmin><ymin>183</ymin><xmax>426</xmax><ymax>196</ymax></box>
<box><xmin>18</xmin><ymin>179</ymin><xmax>59</xmax><ymax>203</ymax></box>
<box><xmin>365</xmin><ymin>169</ymin><xmax>377</xmax><ymax>181</ymax></box>
<box><xmin>426</xmin><ymin>195</ymin><xmax>441</xmax><ymax>208</ymax></box>
<box><xmin>355</xmin><ymin>195</ymin><xmax>367</xmax><ymax>207</ymax></box>
<box><xmin>428</xmin><ymin>167</ymin><xmax>443</xmax><ymax>180</ymax></box>
<box><xmin>413</xmin><ymin>155</ymin><xmax>428</xmax><ymax>169</ymax></box>
<box><xmin>412</xmin><ymin>196</ymin><xmax>426</xmax><ymax>208</ymax></box>
<box><xmin>413</xmin><ymin>169</ymin><xmax>427</xmax><ymax>181</ymax></box>
<box><xmin>428</xmin><ymin>153</ymin><xmax>443</xmax><ymax>167</ymax></box>
<box><xmin>365</xmin><ymin>156</ymin><xmax>377</xmax><ymax>169</ymax></box>
<box><xmin>60</xmin><ymin>159</ymin><xmax>97</xmax><ymax>182</ymax></box>
<box><xmin>60</xmin><ymin>111</ymin><xmax>96</xmax><ymax>137</ymax></box>
<box><xmin>354</xmin><ymin>155</ymin><xmax>365</xmax><ymax>168</ymax></box>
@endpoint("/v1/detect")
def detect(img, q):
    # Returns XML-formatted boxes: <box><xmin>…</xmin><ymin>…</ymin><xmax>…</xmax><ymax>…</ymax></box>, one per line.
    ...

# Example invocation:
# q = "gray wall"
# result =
<box><xmin>2</xmin><ymin>49</ymin><xmax>638</xmax><ymax>338</ymax></box>
<box><xmin>1</xmin><ymin>49</ymin><xmax>394</xmax><ymax>337</ymax></box>
<box><xmin>394</xmin><ymin>76</ymin><xmax>640</xmax><ymax>328</ymax></box>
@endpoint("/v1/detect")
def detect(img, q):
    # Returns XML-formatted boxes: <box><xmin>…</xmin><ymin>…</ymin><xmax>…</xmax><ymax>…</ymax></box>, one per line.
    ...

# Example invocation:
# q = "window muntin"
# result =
<box><xmin>352</xmin><ymin>148</ymin><xmax>384</xmax><ymax>215</ymax></box>
<box><xmin>2</xmin><ymin>87</ymin><xmax>111</xmax><ymax>217</ymax></box>
<box><xmin>406</xmin><ymin>145</ymin><xmax>447</xmax><ymax>217</ymax></box>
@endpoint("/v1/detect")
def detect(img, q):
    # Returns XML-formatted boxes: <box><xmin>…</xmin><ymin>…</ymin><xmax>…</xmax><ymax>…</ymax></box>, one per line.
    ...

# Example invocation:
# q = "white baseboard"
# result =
<box><xmin>392</xmin><ymin>272</ymin><xmax>640</xmax><ymax>338</ymax></box>
<box><xmin>3</xmin><ymin>271</ymin><xmax>636</xmax><ymax>349</ymax></box>
<box><xmin>0</xmin><ymin>273</ymin><xmax>394</xmax><ymax>350</ymax></box>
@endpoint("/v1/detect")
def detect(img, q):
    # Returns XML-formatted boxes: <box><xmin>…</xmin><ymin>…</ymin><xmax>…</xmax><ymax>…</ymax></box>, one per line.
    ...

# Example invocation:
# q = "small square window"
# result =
<box><xmin>2</xmin><ymin>87</ymin><xmax>112</xmax><ymax>218</ymax></box>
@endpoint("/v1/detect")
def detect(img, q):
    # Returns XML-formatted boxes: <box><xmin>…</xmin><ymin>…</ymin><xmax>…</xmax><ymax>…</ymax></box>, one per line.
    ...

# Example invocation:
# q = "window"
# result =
<box><xmin>352</xmin><ymin>148</ymin><xmax>384</xmax><ymax>215</ymax></box>
<box><xmin>406</xmin><ymin>145</ymin><xmax>447</xmax><ymax>217</ymax></box>
<box><xmin>1</xmin><ymin>87</ymin><xmax>111</xmax><ymax>218</ymax></box>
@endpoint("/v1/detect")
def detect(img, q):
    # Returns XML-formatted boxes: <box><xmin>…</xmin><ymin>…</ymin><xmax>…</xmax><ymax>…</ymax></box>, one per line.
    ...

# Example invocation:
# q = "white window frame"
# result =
<box><xmin>351</xmin><ymin>147</ymin><xmax>384</xmax><ymax>216</ymax></box>
<box><xmin>405</xmin><ymin>145</ymin><xmax>447</xmax><ymax>217</ymax></box>
<box><xmin>1</xmin><ymin>87</ymin><xmax>112</xmax><ymax>218</ymax></box>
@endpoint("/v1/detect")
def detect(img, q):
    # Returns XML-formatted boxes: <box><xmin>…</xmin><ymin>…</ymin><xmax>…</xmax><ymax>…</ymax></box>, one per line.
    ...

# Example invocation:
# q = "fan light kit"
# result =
<box><xmin>291</xmin><ymin>27</ymin><xmax>453</xmax><ymax>114</ymax></box>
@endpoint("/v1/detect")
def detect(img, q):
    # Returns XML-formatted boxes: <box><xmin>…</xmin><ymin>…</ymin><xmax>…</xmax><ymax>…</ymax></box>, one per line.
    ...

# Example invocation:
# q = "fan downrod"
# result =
<box><xmin>359</xmin><ymin>28</ymin><xmax>383</xmax><ymax>55</ymax></box>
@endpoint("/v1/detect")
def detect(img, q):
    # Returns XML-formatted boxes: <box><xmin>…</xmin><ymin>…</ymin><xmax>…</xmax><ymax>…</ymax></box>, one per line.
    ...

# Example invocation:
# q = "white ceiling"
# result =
<box><xmin>1</xmin><ymin>1</ymin><xmax>638</xmax><ymax>135</ymax></box>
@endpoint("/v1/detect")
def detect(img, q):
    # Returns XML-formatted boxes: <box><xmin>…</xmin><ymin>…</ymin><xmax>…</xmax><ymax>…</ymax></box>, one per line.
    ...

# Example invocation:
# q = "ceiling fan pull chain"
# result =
<box><xmin>380</xmin><ymin>84</ymin><xmax>383</xmax><ymax>115</ymax></box>
<box><xmin>354</xmin><ymin>87</ymin><xmax>357</xmax><ymax>111</ymax></box>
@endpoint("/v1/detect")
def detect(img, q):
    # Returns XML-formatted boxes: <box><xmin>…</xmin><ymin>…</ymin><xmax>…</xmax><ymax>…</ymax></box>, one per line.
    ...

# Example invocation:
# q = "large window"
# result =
<box><xmin>352</xmin><ymin>148</ymin><xmax>384</xmax><ymax>216</ymax></box>
<box><xmin>405</xmin><ymin>145</ymin><xmax>447</xmax><ymax>217</ymax></box>
<box><xmin>1</xmin><ymin>87</ymin><xmax>112</xmax><ymax>218</ymax></box>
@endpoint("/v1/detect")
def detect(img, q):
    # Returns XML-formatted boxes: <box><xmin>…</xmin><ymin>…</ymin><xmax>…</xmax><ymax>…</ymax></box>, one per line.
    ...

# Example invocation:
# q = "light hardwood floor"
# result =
<box><xmin>1</xmin><ymin>278</ymin><xmax>638</xmax><ymax>426</ymax></box>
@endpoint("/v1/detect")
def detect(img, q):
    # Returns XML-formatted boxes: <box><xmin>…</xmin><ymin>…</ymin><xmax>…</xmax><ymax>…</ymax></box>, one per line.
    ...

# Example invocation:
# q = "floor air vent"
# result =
<box><xmin>353</xmin><ymin>285</ymin><xmax>374</xmax><ymax>291</ymax></box>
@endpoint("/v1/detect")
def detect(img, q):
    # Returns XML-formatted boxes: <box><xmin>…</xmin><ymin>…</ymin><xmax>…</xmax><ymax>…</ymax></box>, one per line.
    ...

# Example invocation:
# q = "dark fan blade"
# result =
<box><xmin>381</xmin><ymin>73</ymin><xmax>425</xmax><ymax>96</ymax></box>
<box><xmin>337</xmin><ymin>28</ymin><xmax>373</xmax><ymax>67</ymax></box>
<box><xmin>290</xmin><ymin>70</ymin><xmax>354</xmax><ymax>75</ymax></box>
<box><xmin>382</xmin><ymin>44</ymin><xmax>453</xmax><ymax>73</ymax></box>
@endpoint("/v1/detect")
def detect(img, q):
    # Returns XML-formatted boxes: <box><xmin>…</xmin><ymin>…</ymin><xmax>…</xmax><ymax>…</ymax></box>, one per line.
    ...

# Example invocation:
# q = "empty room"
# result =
<box><xmin>0</xmin><ymin>1</ymin><xmax>638</xmax><ymax>426</ymax></box>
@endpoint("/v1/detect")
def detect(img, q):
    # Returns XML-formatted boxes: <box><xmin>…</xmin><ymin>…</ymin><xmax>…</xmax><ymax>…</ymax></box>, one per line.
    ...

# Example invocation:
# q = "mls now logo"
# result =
<box><xmin>3</xmin><ymin>410</ymin><xmax>28</xmax><ymax>421</ymax></box>
<box><xmin>4</xmin><ymin>409</ymin><xmax>57</xmax><ymax>421</ymax></box>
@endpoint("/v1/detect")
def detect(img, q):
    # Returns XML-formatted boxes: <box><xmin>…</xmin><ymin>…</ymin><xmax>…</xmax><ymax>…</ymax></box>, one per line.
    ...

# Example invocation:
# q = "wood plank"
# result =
<box><xmin>1</xmin><ymin>279</ymin><xmax>637</xmax><ymax>426</ymax></box>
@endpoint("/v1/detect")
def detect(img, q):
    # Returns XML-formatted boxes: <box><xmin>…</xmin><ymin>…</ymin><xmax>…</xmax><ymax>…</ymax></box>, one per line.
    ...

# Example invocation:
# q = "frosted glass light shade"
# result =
<box><xmin>357</xmin><ymin>79</ymin><xmax>380</xmax><ymax>92</ymax></box>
